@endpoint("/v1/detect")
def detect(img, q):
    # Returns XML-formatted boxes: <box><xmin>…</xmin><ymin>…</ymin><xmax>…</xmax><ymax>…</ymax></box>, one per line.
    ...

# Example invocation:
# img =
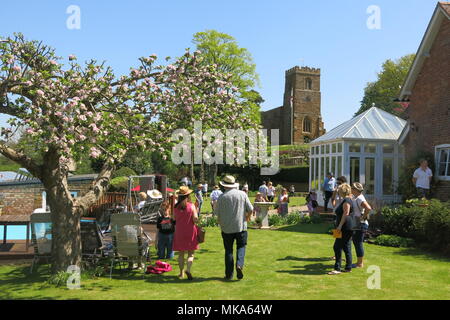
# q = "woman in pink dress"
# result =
<box><xmin>173</xmin><ymin>186</ymin><xmax>199</xmax><ymax>280</ymax></box>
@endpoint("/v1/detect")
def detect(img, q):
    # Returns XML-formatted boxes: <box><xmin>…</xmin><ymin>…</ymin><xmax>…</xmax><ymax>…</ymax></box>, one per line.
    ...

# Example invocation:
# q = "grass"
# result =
<box><xmin>0</xmin><ymin>223</ymin><xmax>449</xmax><ymax>300</ymax></box>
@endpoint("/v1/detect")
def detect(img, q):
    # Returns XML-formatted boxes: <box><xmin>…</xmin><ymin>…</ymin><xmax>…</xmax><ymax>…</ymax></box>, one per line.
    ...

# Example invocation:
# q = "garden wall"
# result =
<box><xmin>0</xmin><ymin>174</ymin><xmax>97</xmax><ymax>216</ymax></box>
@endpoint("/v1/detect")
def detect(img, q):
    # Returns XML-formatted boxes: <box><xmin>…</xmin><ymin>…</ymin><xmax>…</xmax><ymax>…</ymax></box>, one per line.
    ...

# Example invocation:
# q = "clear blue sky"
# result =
<box><xmin>0</xmin><ymin>0</ymin><xmax>439</xmax><ymax>131</ymax></box>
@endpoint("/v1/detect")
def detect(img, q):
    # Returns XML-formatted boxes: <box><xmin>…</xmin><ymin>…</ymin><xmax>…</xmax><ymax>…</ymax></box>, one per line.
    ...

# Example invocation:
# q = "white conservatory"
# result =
<box><xmin>309</xmin><ymin>107</ymin><xmax>407</xmax><ymax>205</ymax></box>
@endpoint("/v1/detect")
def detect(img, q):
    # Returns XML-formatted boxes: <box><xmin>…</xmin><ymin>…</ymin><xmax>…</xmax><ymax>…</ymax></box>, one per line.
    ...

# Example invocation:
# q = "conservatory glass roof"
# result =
<box><xmin>312</xmin><ymin>107</ymin><xmax>407</xmax><ymax>144</ymax></box>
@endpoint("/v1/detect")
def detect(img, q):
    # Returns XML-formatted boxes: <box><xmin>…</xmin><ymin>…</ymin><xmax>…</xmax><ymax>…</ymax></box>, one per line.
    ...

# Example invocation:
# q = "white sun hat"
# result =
<box><xmin>147</xmin><ymin>189</ymin><xmax>163</xmax><ymax>199</ymax></box>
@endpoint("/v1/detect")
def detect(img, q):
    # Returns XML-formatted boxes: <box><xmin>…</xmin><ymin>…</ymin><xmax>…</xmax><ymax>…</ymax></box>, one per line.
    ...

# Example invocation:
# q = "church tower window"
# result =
<box><xmin>305</xmin><ymin>78</ymin><xmax>313</xmax><ymax>90</ymax></box>
<box><xmin>303</xmin><ymin>117</ymin><xmax>312</xmax><ymax>133</ymax></box>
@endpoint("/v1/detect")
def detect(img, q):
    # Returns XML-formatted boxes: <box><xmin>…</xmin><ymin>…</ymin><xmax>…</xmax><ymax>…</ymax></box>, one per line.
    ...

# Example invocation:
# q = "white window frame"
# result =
<box><xmin>435</xmin><ymin>144</ymin><xmax>450</xmax><ymax>181</ymax></box>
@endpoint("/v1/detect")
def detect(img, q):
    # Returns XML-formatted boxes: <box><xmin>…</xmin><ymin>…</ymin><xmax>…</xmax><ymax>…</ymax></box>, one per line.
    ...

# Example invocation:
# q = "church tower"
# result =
<box><xmin>281</xmin><ymin>66</ymin><xmax>325</xmax><ymax>145</ymax></box>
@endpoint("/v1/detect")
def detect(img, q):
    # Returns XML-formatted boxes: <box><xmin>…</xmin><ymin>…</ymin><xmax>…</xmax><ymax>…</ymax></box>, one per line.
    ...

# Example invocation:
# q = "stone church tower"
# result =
<box><xmin>262</xmin><ymin>66</ymin><xmax>325</xmax><ymax>145</ymax></box>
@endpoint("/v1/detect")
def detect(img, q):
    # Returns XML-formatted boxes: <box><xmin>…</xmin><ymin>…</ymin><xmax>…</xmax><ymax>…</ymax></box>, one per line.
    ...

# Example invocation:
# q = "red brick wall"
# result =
<box><xmin>406</xmin><ymin>18</ymin><xmax>450</xmax><ymax>158</ymax></box>
<box><xmin>405</xmin><ymin>17</ymin><xmax>450</xmax><ymax>201</ymax></box>
<box><xmin>0</xmin><ymin>181</ymin><xmax>94</xmax><ymax>216</ymax></box>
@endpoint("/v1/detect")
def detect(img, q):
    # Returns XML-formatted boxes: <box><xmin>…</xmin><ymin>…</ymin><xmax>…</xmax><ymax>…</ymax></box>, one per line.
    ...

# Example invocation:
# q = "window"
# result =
<box><xmin>350</xmin><ymin>157</ymin><xmax>360</xmax><ymax>184</ymax></box>
<box><xmin>349</xmin><ymin>142</ymin><xmax>361</xmax><ymax>153</ymax></box>
<box><xmin>310</xmin><ymin>159</ymin><xmax>315</xmax><ymax>189</ymax></box>
<box><xmin>337</xmin><ymin>156</ymin><xmax>343</xmax><ymax>178</ymax></box>
<box><xmin>320</xmin><ymin>157</ymin><xmax>325</xmax><ymax>189</ymax></box>
<box><xmin>383</xmin><ymin>158</ymin><xmax>394</xmax><ymax>195</ymax></box>
<box><xmin>383</xmin><ymin>144</ymin><xmax>394</xmax><ymax>154</ymax></box>
<box><xmin>337</xmin><ymin>143</ymin><xmax>343</xmax><ymax>153</ymax></box>
<box><xmin>311</xmin><ymin>147</ymin><xmax>315</xmax><ymax>155</ymax></box>
<box><xmin>436</xmin><ymin>146</ymin><xmax>450</xmax><ymax>179</ymax></box>
<box><xmin>325</xmin><ymin>144</ymin><xmax>330</xmax><ymax>154</ymax></box>
<box><xmin>332</xmin><ymin>143</ymin><xmax>337</xmax><ymax>153</ymax></box>
<box><xmin>303</xmin><ymin>117</ymin><xmax>312</xmax><ymax>133</ymax></box>
<box><xmin>365</xmin><ymin>158</ymin><xmax>375</xmax><ymax>194</ymax></box>
<box><xmin>365</xmin><ymin>143</ymin><xmax>376</xmax><ymax>154</ymax></box>
<box><xmin>314</xmin><ymin>157</ymin><xmax>319</xmax><ymax>189</ymax></box>
<box><xmin>316</xmin><ymin>146</ymin><xmax>320</xmax><ymax>154</ymax></box>
<box><xmin>324</xmin><ymin>157</ymin><xmax>329</xmax><ymax>177</ymax></box>
<box><xmin>331</xmin><ymin>156</ymin><xmax>337</xmax><ymax>178</ymax></box>
<box><xmin>321</xmin><ymin>145</ymin><xmax>325</xmax><ymax>154</ymax></box>
<box><xmin>305</xmin><ymin>78</ymin><xmax>312</xmax><ymax>90</ymax></box>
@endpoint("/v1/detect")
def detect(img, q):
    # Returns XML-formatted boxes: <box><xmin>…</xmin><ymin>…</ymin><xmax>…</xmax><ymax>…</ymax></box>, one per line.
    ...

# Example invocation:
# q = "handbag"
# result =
<box><xmin>196</xmin><ymin>225</ymin><xmax>206</xmax><ymax>243</ymax></box>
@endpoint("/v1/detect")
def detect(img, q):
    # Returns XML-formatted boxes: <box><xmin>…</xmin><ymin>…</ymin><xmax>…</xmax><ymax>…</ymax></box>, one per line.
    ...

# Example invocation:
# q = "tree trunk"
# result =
<box><xmin>47</xmin><ymin>191</ymin><xmax>83</xmax><ymax>273</ymax></box>
<box><xmin>42</xmin><ymin>157</ymin><xmax>114</xmax><ymax>273</ymax></box>
<box><xmin>200</xmin><ymin>162</ymin><xmax>205</xmax><ymax>183</ymax></box>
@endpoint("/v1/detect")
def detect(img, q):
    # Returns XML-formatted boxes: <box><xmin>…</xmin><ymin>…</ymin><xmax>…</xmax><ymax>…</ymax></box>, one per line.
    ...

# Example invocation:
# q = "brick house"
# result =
<box><xmin>261</xmin><ymin>66</ymin><xmax>326</xmax><ymax>145</ymax></box>
<box><xmin>398</xmin><ymin>2</ymin><xmax>450</xmax><ymax>201</ymax></box>
<box><xmin>0</xmin><ymin>174</ymin><xmax>98</xmax><ymax>216</ymax></box>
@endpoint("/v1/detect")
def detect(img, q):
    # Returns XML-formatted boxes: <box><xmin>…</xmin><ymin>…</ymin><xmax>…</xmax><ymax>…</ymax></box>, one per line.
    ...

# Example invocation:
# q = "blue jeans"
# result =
<box><xmin>157</xmin><ymin>232</ymin><xmax>174</xmax><ymax>259</ymax></box>
<box><xmin>333</xmin><ymin>229</ymin><xmax>353</xmax><ymax>271</ymax></box>
<box><xmin>221</xmin><ymin>231</ymin><xmax>247</xmax><ymax>278</ymax></box>
<box><xmin>353</xmin><ymin>223</ymin><xmax>368</xmax><ymax>258</ymax></box>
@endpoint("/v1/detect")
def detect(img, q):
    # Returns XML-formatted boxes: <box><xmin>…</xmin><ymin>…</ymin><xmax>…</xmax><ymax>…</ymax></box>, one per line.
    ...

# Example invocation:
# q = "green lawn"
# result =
<box><xmin>1</xmin><ymin>223</ymin><xmax>449</xmax><ymax>300</ymax></box>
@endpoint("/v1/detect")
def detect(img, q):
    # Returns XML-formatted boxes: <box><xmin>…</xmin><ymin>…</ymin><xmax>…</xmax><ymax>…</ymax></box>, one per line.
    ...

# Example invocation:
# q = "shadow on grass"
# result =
<box><xmin>389</xmin><ymin>246</ymin><xmax>450</xmax><ymax>263</ymax></box>
<box><xmin>274</xmin><ymin>223</ymin><xmax>332</xmax><ymax>234</ymax></box>
<box><xmin>277</xmin><ymin>263</ymin><xmax>333</xmax><ymax>276</ymax></box>
<box><xmin>0</xmin><ymin>264</ymin><xmax>61</xmax><ymax>300</ymax></box>
<box><xmin>277</xmin><ymin>256</ymin><xmax>331</xmax><ymax>262</ymax></box>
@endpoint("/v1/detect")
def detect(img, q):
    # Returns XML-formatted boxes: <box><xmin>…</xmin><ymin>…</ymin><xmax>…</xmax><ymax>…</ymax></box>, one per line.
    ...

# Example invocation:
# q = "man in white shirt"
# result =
<box><xmin>258</xmin><ymin>181</ymin><xmax>268</xmax><ymax>201</ymax></box>
<box><xmin>412</xmin><ymin>159</ymin><xmax>433</xmax><ymax>199</ymax></box>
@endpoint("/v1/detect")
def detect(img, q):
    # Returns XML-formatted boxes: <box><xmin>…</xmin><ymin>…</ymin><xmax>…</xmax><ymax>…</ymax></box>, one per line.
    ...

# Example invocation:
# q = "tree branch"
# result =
<box><xmin>0</xmin><ymin>141</ymin><xmax>43</xmax><ymax>179</ymax></box>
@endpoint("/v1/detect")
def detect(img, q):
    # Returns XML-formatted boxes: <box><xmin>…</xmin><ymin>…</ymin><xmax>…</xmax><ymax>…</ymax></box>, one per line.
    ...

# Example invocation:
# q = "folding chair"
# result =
<box><xmin>30</xmin><ymin>213</ymin><xmax>52</xmax><ymax>273</ymax></box>
<box><xmin>109</xmin><ymin>213</ymin><xmax>151</xmax><ymax>278</ymax></box>
<box><xmin>139</xmin><ymin>199</ymin><xmax>163</xmax><ymax>224</ymax></box>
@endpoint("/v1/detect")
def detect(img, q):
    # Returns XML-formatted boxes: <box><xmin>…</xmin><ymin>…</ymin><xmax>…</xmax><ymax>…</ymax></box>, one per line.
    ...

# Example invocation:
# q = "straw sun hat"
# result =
<box><xmin>219</xmin><ymin>175</ymin><xmax>239</xmax><ymax>189</ymax></box>
<box><xmin>176</xmin><ymin>185</ymin><xmax>194</xmax><ymax>196</ymax></box>
<box><xmin>351</xmin><ymin>182</ymin><xmax>364</xmax><ymax>192</ymax></box>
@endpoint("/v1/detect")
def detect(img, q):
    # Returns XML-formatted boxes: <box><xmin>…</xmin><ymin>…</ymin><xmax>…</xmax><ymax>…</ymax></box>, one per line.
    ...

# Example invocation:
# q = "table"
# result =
<box><xmin>0</xmin><ymin>215</ymin><xmax>31</xmax><ymax>252</ymax></box>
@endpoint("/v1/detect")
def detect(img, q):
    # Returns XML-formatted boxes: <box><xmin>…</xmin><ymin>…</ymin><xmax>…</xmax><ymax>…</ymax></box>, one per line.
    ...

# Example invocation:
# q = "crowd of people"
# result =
<box><xmin>147</xmin><ymin>159</ymin><xmax>433</xmax><ymax>279</ymax></box>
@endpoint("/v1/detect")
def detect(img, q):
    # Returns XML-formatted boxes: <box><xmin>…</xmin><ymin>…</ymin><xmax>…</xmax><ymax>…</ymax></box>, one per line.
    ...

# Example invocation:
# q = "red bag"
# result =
<box><xmin>146</xmin><ymin>260</ymin><xmax>173</xmax><ymax>274</ymax></box>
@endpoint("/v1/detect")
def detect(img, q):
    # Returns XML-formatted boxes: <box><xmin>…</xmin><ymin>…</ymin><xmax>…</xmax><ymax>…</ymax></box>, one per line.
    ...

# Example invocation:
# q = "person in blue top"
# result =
<box><xmin>323</xmin><ymin>172</ymin><xmax>336</xmax><ymax>212</ymax></box>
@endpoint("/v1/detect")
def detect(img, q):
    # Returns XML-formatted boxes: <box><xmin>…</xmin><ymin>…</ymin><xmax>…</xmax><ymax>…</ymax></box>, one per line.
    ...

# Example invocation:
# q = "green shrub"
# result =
<box><xmin>380</xmin><ymin>199</ymin><xmax>450</xmax><ymax>255</ymax></box>
<box><xmin>112</xmin><ymin>167</ymin><xmax>137</xmax><ymax>179</ymax></box>
<box><xmin>374</xmin><ymin>235</ymin><xmax>415</xmax><ymax>248</ymax></box>
<box><xmin>300</xmin><ymin>215</ymin><xmax>312</xmax><ymax>224</ymax></box>
<box><xmin>46</xmin><ymin>271</ymin><xmax>71</xmax><ymax>287</ymax></box>
<box><xmin>381</xmin><ymin>206</ymin><xmax>423</xmax><ymax>238</ymax></box>
<box><xmin>269</xmin><ymin>214</ymin><xmax>284</xmax><ymax>226</ymax></box>
<box><xmin>109</xmin><ymin>176</ymin><xmax>129</xmax><ymax>192</ymax></box>
<box><xmin>419</xmin><ymin>200</ymin><xmax>450</xmax><ymax>255</ymax></box>
<box><xmin>271</xmin><ymin>167</ymin><xmax>309</xmax><ymax>183</ymax></box>
<box><xmin>286</xmin><ymin>212</ymin><xmax>302</xmax><ymax>225</ymax></box>
<box><xmin>198</xmin><ymin>215</ymin><xmax>219</xmax><ymax>228</ymax></box>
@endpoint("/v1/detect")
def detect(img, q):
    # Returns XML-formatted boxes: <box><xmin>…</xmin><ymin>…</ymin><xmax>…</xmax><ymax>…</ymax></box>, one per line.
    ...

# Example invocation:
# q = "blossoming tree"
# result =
<box><xmin>0</xmin><ymin>34</ymin><xmax>247</xmax><ymax>272</ymax></box>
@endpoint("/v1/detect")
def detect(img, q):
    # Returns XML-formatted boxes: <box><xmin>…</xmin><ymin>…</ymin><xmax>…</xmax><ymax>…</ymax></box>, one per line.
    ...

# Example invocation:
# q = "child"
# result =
<box><xmin>253</xmin><ymin>192</ymin><xmax>266</xmax><ymax>217</ymax></box>
<box><xmin>306</xmin><ymin>189</ymin><xmax>318</xmax><ymax>216</ymax></box>
<box><xmin>156</xmin><ymin>197</ymin><xmax>176</xmax><ymax>259</ymax></box>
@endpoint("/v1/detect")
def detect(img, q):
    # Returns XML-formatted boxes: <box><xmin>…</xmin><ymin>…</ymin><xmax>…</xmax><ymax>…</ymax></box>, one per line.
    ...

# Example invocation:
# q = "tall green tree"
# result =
<box><xmin>355</xmin><ymin>54</ymin><xmax>415</xmax><ymax>118</ymax></box>
<box><xmin>191</xmin><ymin>30</ymin><xmax>263</xmax><ymax>183</ymax></box>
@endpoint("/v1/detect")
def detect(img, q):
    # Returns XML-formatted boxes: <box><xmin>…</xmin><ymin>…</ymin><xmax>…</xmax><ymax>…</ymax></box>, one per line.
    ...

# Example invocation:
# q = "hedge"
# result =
<box><xmin>380</xmin><ymin>200</ymin><xmax>450</xmax><ymax>255</ymax></box>
<box><xmin>270</xmin><ymin>166</ymin><xmax>309</xmax><ymax>183</ymax></box>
